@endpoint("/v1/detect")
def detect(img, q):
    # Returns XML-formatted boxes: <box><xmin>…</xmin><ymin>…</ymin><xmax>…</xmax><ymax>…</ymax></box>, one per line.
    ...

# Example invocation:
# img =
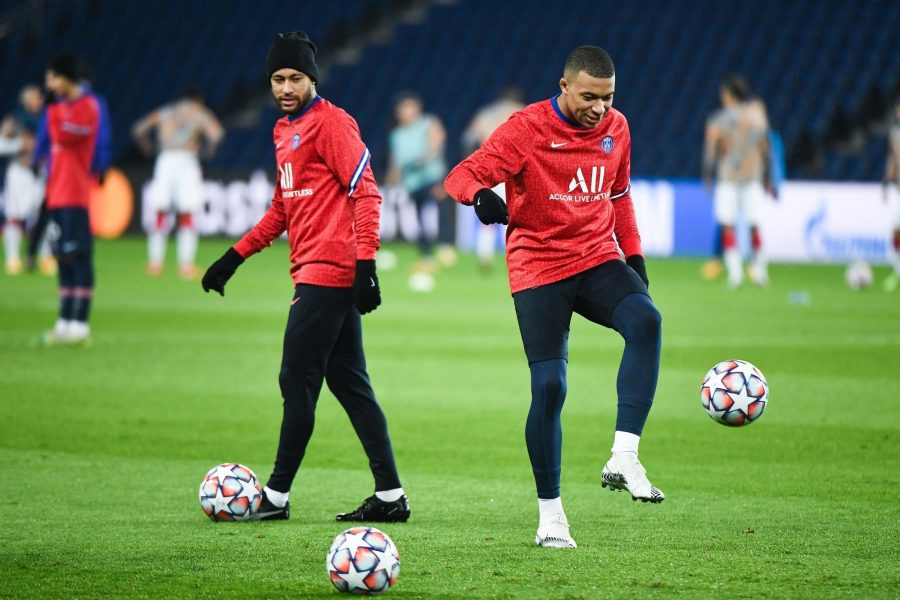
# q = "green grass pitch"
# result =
<box><xmin>1</xmin><ymin>237</ymin><xmax>898</xmax><ymax>599</ymax></box>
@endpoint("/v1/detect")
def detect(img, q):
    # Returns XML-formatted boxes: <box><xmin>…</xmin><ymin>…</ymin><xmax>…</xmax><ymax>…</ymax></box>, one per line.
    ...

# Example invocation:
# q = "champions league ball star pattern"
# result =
<box><xmin>700</xmin><ymin>360</ymin><xmax>769</xmax><ymax>426</ymax></box>
<box><xmin>198</xmin><ymin>463</ymin><xmax>262</xmax><ymax>521</ymax></box>
<box><xmin>327</xmin><ymin>526</ymin><xmax>400</xmax><ymax>594</ymax></box>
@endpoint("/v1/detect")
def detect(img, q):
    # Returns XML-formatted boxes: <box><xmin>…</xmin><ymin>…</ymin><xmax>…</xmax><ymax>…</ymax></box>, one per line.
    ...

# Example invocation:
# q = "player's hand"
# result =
<box><xmin>202</xmin><ymin>247</ymin><xmax>244</xmax><ymax>296</ymax></box>
<box><xmin>473</xmin><ymin>188</ymin><xmax>509</xmax><ymax>225</ymax></box>
<box><xmin>353</xmin><ymin>259</ymin><xmax>381</xmax><ymax>315</ymax></box>
<box><xmin>626</xmin><ymin>254</ymin><xmax>649</xmax><ymax>289</ymax></box>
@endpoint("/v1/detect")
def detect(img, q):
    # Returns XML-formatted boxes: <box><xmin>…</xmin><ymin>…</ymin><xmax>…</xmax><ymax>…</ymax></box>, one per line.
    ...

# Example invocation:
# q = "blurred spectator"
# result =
<box><xmin>461</xmin><ymin>86</ymin><xmax>524</xmax><ymax>270</ymax></box>
<box><xmin>387</xmin><ymin>91</ymin><xmax>450</xmax><ymax>291</ymax></box>
<box><xmin>703</xmin><ymin>75</ymin><xmax>772</xmax><ymax>288</ymax></box>
<box><xmin>133</xmin><ymin>87</ymin><xmax>224</xmax><ymax>279</ymax></box>
<box><xmin>1</xmin><ymin>85</ymin><xmax>49</xmax><ymax>275</ymax></box>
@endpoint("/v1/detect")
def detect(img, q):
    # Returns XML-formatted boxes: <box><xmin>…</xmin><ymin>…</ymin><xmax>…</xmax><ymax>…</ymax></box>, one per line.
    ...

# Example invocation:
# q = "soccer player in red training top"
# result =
<box><xmin>202</xmin><ymin>32</ymin><xmax>409</xmax><ymax>522</ymax></box>
<box><xmin>445</xmin><ymin>46</ymin><xmax>663</xmax><ymax>548</ymax></box>
<box><xmin>40</xmin><ymin>53</ymin><xmax>100</xmax><ymax>345</ymax></box>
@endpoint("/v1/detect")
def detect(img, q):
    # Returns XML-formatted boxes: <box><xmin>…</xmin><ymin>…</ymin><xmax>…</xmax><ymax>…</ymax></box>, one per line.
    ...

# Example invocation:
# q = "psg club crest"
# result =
<box><xmin>291</xmin><ymin>133</ymin><xmax>301</xmax><ymax>150</ymax></box>
<box><xmin>601</xmin><ymin>135</ymin><xmax>614</xmax><ymax>153</ymax></box>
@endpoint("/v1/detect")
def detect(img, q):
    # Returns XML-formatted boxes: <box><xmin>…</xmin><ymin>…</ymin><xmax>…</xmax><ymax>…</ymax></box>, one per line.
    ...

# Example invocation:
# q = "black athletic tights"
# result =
<box><xmin>266</xmin><ymin>284</ymin><xmax>402</xmax><ymax>494</ymax></box>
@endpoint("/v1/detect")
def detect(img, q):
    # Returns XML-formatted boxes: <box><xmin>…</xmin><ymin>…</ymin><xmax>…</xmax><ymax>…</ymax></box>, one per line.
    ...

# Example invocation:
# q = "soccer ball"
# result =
<box><xmin>845</xmin><ymin>259</ymin><xmax>873</xmax><ymax>290</ymax></box>
<box><xmin>198</xmin><ymin>463</ymin><xmax>262</xmax><ymax>521</ymax></box>
<box><xmin>700</xmin><ymin>360</ymin><xmax>769</xmax><ymax>426</ymax></box>
<box><xmin>327</xmin><ymin>526</ymin><xmax>400</xmax><ymax>594</ymax></box>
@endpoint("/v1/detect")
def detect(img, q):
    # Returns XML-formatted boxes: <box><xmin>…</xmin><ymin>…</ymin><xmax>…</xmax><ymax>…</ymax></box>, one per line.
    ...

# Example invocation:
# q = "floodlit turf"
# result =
<box><xmin>1</xmin><ymin>237</ymin><xmax>898</xmax><ymax>599</ymax></box>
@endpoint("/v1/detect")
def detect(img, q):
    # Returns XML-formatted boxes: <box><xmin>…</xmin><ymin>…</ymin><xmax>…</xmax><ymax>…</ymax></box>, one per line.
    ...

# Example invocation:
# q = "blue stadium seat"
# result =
<box><xmin>0</xmin><ymin>0</ymin><xmax>895</xmax><ymax>180</ymax></box>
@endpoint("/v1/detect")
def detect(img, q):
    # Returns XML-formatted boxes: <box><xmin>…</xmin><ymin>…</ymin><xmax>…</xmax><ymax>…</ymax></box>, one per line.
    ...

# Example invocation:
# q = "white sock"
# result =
<box><xmin>537</xmin><ymin>496</ymin><xmax>566</xmax><ymax>525</ymax></box>
<box><xmin>176</xmin><ymin>226</ymin><xmax>198</xmax><ymax>267</ymax></box>
<box><xmin>724</xmin><ymin>248</ymin><xmax>743</xmax><ymax>285</ymax></box>
<box><xmin>752</xmin><ymin>252</ymin><xmax>768</xmax><ymax>279</ymax></box>
<box><xmin>148</xmin><ymin>229</ymin><xmax>167</xmax><ymax>264</ymax></box>
<box><xmin>54</xmin><ymin>318</ymin><xmax>69</xmax><ymax>336</ymax></box>
<box><xmin>611</xmin><ymin>430</ymin><xmax>640</xmax><ymax>455</ymax></box>
<box><xmin>264</xmin><ymin>486</ymin><xmax>288</xmax><ymax>507</ymax></box>
<box><xmin>4</xmin><ymin>222</ymin><xmax>22</xmax><ymax>262</ymax></box>
<box><xmin>38</xmin><ymin>236</ymin><xmax>52</xmax><ymax>260</ymax></box>
<box><xmin>375</xmin><ymin>488</ymin><xmax>405</xmax><ymax>502</ymax></box>
<box><xmin>68</xmin><ymin>321</ymin><xmax>90</xmax><ymax>339</ymax></box>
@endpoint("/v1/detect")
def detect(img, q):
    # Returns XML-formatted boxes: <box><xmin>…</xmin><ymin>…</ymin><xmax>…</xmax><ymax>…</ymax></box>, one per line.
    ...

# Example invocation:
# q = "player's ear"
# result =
<box><xmin>559</xmin><ymin>77</ymin><xmax>569</xmax><ymax>95</ymax></box>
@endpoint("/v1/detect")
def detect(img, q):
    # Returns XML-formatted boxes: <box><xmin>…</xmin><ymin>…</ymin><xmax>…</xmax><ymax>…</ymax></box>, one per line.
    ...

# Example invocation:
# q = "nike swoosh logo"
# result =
<box><xmin>551</xmin><ymin>142</ymin><xmax>568</xmax><ymax>148</ymax></box>
<box><xmin>369</xmin><ymin>278</ymin><xmax>376</xmax><ymax>287</ymax></box>
<box><xmin>253</xmin><ymin>509</ymin><xmax>284</xmax><ymax>519</ymax></box>
<box><xmin>291</xmin><ymin>297</ymin><xmax>301</xmax><ymax>306</ymax></box>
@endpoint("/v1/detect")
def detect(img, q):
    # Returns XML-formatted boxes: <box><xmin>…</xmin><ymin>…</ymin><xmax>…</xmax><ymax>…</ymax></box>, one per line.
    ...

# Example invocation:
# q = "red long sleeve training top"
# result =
<box><xmin>235</xmin><ymin>96</ymin><xmax>381</xmax><ymax>287</ymax></box>
<box><xmin>45</xmin><ymin>93</ymin><xmax>100</xmax><ymax>209</ymax></box>
<box><xmin>445</xmin><ymin>96</ymin><xmax>642</xmax><ymax>293</ymax></box>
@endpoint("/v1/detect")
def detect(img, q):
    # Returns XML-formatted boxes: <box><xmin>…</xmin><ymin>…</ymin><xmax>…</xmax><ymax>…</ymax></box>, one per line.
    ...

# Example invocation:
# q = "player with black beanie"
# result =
<box><xmin>202</xmin><ymin>31</ymin><xmax>409</xmax><ymax>522</ymax></box>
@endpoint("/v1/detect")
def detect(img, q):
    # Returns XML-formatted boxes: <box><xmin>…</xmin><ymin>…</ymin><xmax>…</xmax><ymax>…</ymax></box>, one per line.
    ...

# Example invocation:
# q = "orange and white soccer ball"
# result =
<box><xmin>198</xmin><ymin>463</ymin><xmax>262</xmax><ymax>521</ymax></box>
<box><xmin>700</xmin><ymin>360</ymin><xmax>769</xmax><ymax>427</ymax></box>
<box><xmin>327</xmin><ymin>526</ymin><xmax>400</xmax><ymax>594</ymax></box>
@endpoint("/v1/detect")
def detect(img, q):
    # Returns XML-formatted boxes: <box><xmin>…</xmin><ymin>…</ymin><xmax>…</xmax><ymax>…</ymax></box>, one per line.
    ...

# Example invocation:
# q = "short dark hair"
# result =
<box><xmin>721</xmin><ymin>74</ymin><xmax>751</xmax><ymax>101</ymax></box>
<box><xmin>394</xmin><ymin>90</ymin><xmax>422</xmax><ymax>107</ymax></box>
<box><xmin>564</xmin><ymin>46</ymin><xmax>615</xmax><ymax>79</ymax></box>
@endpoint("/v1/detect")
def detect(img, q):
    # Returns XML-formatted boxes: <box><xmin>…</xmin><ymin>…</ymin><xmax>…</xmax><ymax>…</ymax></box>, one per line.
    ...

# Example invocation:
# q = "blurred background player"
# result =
<box><xmin>703</xmin><ymin>75</ymin><xmax>772</xmax><ymax>288</ymax></box>
<box><xmin>201</xmin><ymin>31</ymin><xmax>408</xmax><ymax>523</ymax></box>
<box><xmin>28</xmin><ymin>58</ymin><xmax>111</xmax><ymax>275</ymax></box>
<box><xmin>41</xmin><ymin>52</ymin><xmax>100</xmax><ymax>345</ymax></box>
<box><xmin>1</xmin><ymin>85</ymin><xmax>49</xmax><ymax>275</ymax></box>
<box><xmin>446</xmin><ymin>46</ymin><xmax>664</xmax><ymax>549</ymax></box>
<box><xmin>883</xmin><ymin>96</ymin><xmax>900</xmax><ymax>292</ymax></box>
<box><xmin>461</xmin><ymin>86</ymin><xmax>524</xmax><ymax>270</ymax></box>
<box><xmin>386</xmin><ymin>91</ymin><xmax>450</xmax><ymax>291</ymax></box>
<box><xmin>133</xmin><ymin>87</ymin><xmax>224</xmax><ymax>279</ymax></box>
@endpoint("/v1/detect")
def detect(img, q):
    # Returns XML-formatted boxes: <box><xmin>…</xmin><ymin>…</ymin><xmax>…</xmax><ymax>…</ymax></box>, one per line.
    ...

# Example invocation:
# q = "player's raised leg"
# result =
<box><xmin>601</xmin><ymin>291</ymin><xmax>664</xmax><ymax>502</ymax></box>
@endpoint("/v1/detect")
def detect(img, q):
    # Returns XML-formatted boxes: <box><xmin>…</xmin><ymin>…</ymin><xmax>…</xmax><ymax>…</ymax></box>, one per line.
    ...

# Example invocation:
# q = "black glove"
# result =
<box><xmin>353</xmin><ymin>259</ymin><xmax>381</xmax><ymax>315</ymax></box>
<box><xmin>473</xmin><ymin>188</ymin><xmax>509</xmax><ymax>225</ymax></box>
<box><xmin>202</xmin><ymin>247</ymin><xmax>244</xmax><ymax>296</ymax></box>
<box><xmin>626</xmin><ymin>254</ymin><xmax>649</xmax><ymax>288</ymax></box>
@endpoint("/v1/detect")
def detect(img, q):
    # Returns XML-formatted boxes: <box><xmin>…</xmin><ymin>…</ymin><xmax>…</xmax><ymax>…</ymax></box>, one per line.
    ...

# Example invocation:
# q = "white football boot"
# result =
<box><xmin>601</xmin><ymin>453</ymin><xmax>665</xmax><ymax>503</ymax></box>
<box><xmin>535</xmin><ymin>514</ymin><xmax>577</xmax><ymax>549</ymax></box>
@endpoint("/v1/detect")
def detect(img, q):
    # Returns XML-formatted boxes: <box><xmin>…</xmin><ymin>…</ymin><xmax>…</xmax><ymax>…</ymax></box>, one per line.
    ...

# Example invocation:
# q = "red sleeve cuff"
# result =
<box><xmin>357</xmin><ymin>245</ymin><xmax>378</xmax><ymax>260</ymax></box>
<box><xmin>462</xmin><ymin>181</ymin><xmax>484</xmax><ymax>206</ymax></box>
<box><xmin>619</xmin><ymin>238</ymin><xmax>643</xmax><ymax>258</ymax></box>
<box><xmin>233</xmin><ymin>239</ymin><xmax>254</xmax><ymax>259</ymax></box>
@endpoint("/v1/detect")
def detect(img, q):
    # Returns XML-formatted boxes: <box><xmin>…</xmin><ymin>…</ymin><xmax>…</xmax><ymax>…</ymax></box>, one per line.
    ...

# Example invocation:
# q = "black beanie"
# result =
<box><xmin>48</xmin><ymin>52</ymin><xmax>80</xmax><ymax>82</ymax></box>
<box><xmin>266</xmin><ymin>31</ymin><xmax>319</xmax><ymax>82</ymax></box>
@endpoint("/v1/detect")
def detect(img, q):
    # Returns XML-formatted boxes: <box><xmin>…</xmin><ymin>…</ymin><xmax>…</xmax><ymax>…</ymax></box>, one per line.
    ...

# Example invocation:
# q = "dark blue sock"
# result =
<box><xmin>610</xmin><ymin>293</ymin><xmax>662</xmax><ymax>435</ymax></box>
<box><xmin>72</xmin><ymin>254</ymin><xmax>94</xmax><ymax>322</ymax></box>
<box><xmin>58</xmin><ymin>259</ymin><xmax>76</xmax><ymax>320</ymax></box>
<box><xmin>525</xmin><ymin>358</ymin><xmax>567</xmax><ymax>499</ymax></box>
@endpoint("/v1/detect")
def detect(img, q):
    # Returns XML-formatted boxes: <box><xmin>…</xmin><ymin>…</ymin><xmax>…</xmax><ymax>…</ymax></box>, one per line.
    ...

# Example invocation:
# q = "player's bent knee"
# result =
<box><xmin>637</xmin><ymin>303</ymin><xmax>662</xmax><ymax>342</ymax></box>
<box><xmin>614</xmin><ymin>293</ymin><xmax>661</xmax><ymax>343</ymax></box>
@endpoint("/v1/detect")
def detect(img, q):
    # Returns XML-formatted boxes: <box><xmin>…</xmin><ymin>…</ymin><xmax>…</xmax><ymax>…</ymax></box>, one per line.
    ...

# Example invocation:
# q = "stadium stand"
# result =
<box><xmin>1</xmin><ymin>0</ymin><xmax>897</xmax><ymax>180</ymax></box>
